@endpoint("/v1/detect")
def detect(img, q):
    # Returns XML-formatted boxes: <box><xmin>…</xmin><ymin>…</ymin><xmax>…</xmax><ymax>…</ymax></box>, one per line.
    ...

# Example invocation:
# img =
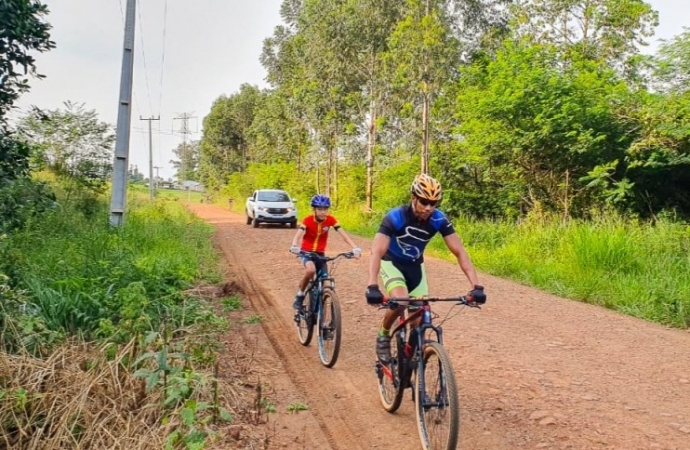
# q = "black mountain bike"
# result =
<box><xmin>294</xmin><ymin>251</ymin><xmax>354</xmax><ymax>368</ymax></box>
<box><xmin>375</xmin><ymin>295</ymin><xmax>481</xmax><ymax>450</ymax></box>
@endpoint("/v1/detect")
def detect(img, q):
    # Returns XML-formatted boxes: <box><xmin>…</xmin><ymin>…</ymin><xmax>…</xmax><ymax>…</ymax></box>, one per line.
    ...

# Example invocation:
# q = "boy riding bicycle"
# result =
<box><xmin>290</xmin><ymin>194</ymin><xmax>361</xmax><ymax>312</ymax></box>
<box><xmin>364</xmin><ymin>174</ymin><xmax>487</xmax><ymax>364</ymax></box>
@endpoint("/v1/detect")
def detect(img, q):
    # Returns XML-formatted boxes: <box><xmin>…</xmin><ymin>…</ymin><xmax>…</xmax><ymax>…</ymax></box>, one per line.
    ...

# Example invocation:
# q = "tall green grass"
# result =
<box><xmin>1</xmin><ymin>195</ymin><xmax>221</xmax><ymax>349</ymax></box>
<box><xmin>333</xmin><ymin>206</ymin><xmax>690</xmax><ymax>328</ymax></box>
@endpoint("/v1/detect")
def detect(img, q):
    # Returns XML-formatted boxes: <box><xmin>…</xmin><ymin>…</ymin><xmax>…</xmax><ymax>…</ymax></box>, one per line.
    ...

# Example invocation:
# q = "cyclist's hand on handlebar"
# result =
<box><xmin>289</xmin><ymin>245</ymin><xmax>301</xmax><ymax>255</ymax></box>
<box><xmin>352</xmin><ymin>247</ymin><xmax>362</xmax><ymax>258</ymax></box>
<box><xmin>365</xmin><ymin>284</ymin><xmax>384</xmax><ymax>304</ymax></box>
<box><xmin>468</xmin><ymin>285</ymin><xmax>486</xmax><ymax>304</ymax></box>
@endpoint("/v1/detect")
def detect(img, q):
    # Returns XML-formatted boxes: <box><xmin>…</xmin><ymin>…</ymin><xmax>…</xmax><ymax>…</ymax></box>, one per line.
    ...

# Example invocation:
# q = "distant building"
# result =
<box><xmin>181</xmin><ymin>180</ymin><xmax>205</xmax><ymax>192</ymax></box>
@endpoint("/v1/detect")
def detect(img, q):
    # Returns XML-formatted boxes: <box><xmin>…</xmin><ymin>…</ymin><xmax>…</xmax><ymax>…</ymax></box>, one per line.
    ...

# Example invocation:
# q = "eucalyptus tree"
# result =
<box><xmin>510</xmin><ymin>0</ymin><xmax>658</xmax><ymax>72</ymax></box>
<box><xmin>170</xmin><ymin>139</ymin><xmax>199</xmax><ymax>182</ymax></box>
<box><xmin>198</xmin><ymin>84</ymin><xmax>262</xmax><ymax>190</ymax></box>
<box><xmin>384</xmin><ymin>0</ymin><xmax>510</xmax><ymax>175</ymax></box>
<box><xmin>652</xmin><ymin>27</ymin><xmax>690</xmax><ymax>94</ymax></box>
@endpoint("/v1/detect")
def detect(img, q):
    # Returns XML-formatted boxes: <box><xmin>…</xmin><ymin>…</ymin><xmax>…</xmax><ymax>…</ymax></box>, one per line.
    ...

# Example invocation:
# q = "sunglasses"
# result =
<box><xmin>415</xmin><ymin>197</ymin><xmax>439</xmax><ymax>207</ymax></box>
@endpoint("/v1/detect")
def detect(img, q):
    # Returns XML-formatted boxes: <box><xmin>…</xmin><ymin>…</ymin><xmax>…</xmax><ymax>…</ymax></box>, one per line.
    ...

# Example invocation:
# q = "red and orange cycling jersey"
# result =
<box><xmin>300</xmin><ymin>214</ymin><xmax>340</xmax><ymax>253</ymax></box>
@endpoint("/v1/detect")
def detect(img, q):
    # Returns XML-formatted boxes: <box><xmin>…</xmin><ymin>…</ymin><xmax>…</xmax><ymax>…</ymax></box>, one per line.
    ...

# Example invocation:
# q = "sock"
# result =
<box><xmin>296</xmin><ymin>290</ymin><xmax>304</xmax><ymax>296</ymax></box>
<box><xmin>378</xmin><ymin>327</ymin><xmax>390</xmax><ymax>338</ymax></box>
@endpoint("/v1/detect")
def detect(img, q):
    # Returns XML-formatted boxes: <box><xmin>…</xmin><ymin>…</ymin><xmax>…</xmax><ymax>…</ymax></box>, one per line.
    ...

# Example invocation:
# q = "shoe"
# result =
<box><xmin>376</xmin><ymin>335</ymin><xmax>391</xmax><ymax>364</ymax></box>
<box><xmin>292</xmin><ymin>294</ymin><xmax>305</xmax><ymax>310</ymax></box>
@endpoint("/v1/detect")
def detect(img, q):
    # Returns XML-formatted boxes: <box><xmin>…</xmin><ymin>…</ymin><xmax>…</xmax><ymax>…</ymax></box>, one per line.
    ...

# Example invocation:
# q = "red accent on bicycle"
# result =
<box><xmin>375</xmin><ymin>295</ymin><xmax>480</xmax><ymax>450</ymax></box>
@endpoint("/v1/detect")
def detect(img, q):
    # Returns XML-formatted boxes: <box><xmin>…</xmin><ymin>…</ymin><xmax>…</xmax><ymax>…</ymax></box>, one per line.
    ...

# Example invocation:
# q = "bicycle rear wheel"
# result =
<box><xmin>296</xmin><ymin>291</ymin><xmax>315</xmax><ymax>346</ymax></box>
<box><xmin>317</xmin><ymin>287</ymin><xmax>341</xmax><ymax>368</ymax></box>
<box><xmin>376</xmin><ymin>332</ymin><xmax>406</xmax><ymax>412</ymax></box>
<box><xmin>415</xmin><ymin>342</ymin><xmax>459</xmax><ymax>450</ymax></box>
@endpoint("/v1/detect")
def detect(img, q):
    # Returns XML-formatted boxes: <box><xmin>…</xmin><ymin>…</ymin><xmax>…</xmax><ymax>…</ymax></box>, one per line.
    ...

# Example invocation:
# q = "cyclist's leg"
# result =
<box><xmin>294</xmin><ymin>257</ymin><xmax>316</xmax><ymax>310</ymax></box>
<box><xmin>377</xmin><ymin>261</ymin><xmax>414</xmax><ymax>363</ymax></box>
<box><xmin>377</xmin><ymin>261</ymin><xmax>430</xmax><ymax>363</ymax></box>
<box><xmin>381</xmin><ymin>261</ymin><xmax>428</xmax><ymax>328</ymax></box>
<box><xmin>405</xmin><ymin>262</ymin><xmax>429</xmax><ymax>329</ymax></box>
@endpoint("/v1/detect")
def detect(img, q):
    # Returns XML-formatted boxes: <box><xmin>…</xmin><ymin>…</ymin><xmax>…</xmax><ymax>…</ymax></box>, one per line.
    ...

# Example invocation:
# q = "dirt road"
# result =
<box><xmin>190</xmin><ymin>204</ymin><xmax>690</xmax><ymax>449</ymax></box>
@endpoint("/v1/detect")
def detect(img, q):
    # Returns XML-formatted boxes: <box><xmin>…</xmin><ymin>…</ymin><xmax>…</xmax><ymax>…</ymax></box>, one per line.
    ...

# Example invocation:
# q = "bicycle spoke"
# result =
<box><xmin>317</xmin><ymin>288</ymin><xmax>341</xmax><ymax>367</ymax></box>
<box><xmin>296</xmin><ymin>291</ymin><xmax>315</xmax><ymax>346</ymax></box>
<box><xmin>415</xmin><ymin>342</ymin><xmax>459</xmax><ymax>450</ymax></box>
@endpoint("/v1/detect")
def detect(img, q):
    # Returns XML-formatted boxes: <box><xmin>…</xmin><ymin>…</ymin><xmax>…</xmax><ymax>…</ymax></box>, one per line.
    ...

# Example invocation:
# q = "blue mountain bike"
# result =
<box><xmin>294</xmin><ymin>251</ymin><xmax>354</xmax><ymax>368</ymax></box>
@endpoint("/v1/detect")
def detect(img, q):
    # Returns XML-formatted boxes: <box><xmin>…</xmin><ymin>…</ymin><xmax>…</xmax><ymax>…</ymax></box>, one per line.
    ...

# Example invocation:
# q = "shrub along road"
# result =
<box><xmin>190</xmin><ymin>203</ymin><xmax>690</xmax><ymax>449</ymax></box>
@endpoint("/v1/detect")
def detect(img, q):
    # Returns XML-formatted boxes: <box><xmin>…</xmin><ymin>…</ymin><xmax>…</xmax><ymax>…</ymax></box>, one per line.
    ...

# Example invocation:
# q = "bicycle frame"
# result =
<box><xmin>303</xmin><ymin>269</ymin><xmax>332</xmax><ymax>319</ymax></box>
<box><xmin>300</xmin><ymin>251</ymin><xmax>351</xmax><ymax>314</ymax></box>
<box><xmin>381</xmin><ymin>299</ymin><xmax>444</xmax><ymax>389</ymax></box>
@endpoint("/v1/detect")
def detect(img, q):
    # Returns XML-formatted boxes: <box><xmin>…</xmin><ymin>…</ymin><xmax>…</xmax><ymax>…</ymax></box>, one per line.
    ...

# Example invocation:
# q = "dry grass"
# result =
<box><xmin>0</xmin><ymin>335</ymin><xmax>263</xmax><ymax>450</ymax></box>
<box><xmin>0</xmin><ymin>339</ymin><xmax>164</xmax><ymax>449</ymax></box>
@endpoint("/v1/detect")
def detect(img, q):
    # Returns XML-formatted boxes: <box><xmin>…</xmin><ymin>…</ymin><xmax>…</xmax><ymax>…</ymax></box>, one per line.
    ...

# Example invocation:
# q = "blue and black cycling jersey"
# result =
<box><xmin>378</xmin><ymin>205</ymin><xmax>455</xmax><ymax>264</ymax></box>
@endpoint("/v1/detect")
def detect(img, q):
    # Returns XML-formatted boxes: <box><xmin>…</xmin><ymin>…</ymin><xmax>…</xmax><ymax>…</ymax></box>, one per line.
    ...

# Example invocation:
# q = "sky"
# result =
<box><xmin>12</xmin><ymin>0</ymin><xmax>689</xmax><ymax>181</ymax></box>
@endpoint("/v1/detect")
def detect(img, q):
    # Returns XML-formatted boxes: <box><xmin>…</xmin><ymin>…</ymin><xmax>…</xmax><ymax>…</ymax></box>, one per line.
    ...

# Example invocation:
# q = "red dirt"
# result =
<box><xmin>190</xmin><ymin>203</ymin><xmax>690</xmax><ymax>450</ymax></box>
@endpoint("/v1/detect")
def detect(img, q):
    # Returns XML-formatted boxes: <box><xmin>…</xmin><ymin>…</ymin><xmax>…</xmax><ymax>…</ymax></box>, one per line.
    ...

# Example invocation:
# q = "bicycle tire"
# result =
<box><xmin>317</xmin><ymin>287</ymin><xmax>342</xmax><ymax>368</ymax></box>
<box><xmin>415</xmin><ymin>342</ymin><xmax>460</xmax><ymax>450</ymax></box>
<box><xmin>376</xmin><ymin>331</ymin><xmax>406</xmax><ymax>412</ymax></box>
<box><xmin>297</xmin><ymin>290</ymin><xmax>315</xmax><ymax>346</ymax></box>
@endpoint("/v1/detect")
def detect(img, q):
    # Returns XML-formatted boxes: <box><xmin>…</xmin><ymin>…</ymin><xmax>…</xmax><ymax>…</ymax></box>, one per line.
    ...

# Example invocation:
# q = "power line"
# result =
<box><xmin>157</xmin><ymin>0</ymin><xmax>169</xmax><ymax>169</ymax></box>
<box><xmin>136</xmin><ymin>0</ymin><xmax>154</xmax><ymax>116</ymax></box>
<box><xmin>158</xmin><ymin>0</ymin><xmax>168</xmax><ymax>116</ymax></box>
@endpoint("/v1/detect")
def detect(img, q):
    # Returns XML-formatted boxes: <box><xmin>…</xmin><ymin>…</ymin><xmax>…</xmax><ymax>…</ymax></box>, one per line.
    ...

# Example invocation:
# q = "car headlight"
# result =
<box><xmin>258</xmin><ymin>207</ymin><xmax>267</xmax><ymax>212</ymax></box>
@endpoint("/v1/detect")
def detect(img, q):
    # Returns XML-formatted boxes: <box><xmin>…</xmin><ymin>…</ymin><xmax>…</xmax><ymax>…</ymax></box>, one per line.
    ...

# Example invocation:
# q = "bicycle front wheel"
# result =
<box><xmin>317</xmin><ymin>287</ymin><xmax>342</xmax><ymax>368</ymax></box>
<box><xmin>296</xmin><ymin>291</ymin><xmax>315</xmax><ymax>346</ymax></box>
<box><xmin>415</xmin><ymin>342</ymin><xmax>459</xmax><ymax>450</ymax></box>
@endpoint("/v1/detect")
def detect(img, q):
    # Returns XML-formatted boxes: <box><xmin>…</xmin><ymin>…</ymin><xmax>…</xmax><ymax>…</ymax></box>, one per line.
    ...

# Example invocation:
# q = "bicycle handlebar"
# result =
<box><xmin>382</xmin><ymin>295</ymin><xmax>480</xmax><ymax>308</ymax></box>
<box><xmin>298</xmin><ymin>251</ymin><xmax>355</xmax><ymax>261</ymax></box>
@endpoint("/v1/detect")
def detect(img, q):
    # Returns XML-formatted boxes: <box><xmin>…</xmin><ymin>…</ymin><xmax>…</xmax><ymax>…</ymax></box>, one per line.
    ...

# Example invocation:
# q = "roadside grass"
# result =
<box><xmin>0</xmin><ymin>187</ymin><xmax>270</xmax><ymax>448</ymax></box>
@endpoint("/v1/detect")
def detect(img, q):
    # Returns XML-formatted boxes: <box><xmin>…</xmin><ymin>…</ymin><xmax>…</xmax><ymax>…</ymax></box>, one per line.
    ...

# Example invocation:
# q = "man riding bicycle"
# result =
<box><xmin>290</xmin><ymin>194</ymin><xmax>361</xmax><ymax>312</ymax></box>
<box><xmin>365</xmin><ymin>174</ymin><xmax>486</xmax><ymax>364</ymax></box>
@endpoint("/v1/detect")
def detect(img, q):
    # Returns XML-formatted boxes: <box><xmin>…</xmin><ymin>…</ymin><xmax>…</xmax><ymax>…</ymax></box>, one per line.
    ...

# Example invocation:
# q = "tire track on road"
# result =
<box><xmin>217</xmin><ymin>223</ymin><xmax>375</xmax><ymax>450</ymax></box>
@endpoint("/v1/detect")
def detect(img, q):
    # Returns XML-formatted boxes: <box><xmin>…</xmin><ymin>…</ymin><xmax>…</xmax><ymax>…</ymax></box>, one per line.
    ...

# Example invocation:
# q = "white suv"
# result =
<box><xmin>245</xmin><ymin>189</ymin><xmax>298</xmax><ymax>228</ymax></box>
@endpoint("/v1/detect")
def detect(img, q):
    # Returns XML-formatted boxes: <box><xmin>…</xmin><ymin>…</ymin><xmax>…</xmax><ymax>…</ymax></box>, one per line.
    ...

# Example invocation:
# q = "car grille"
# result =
<box><xmin>267</xmin><ymin>208</ymin><xmax>288</xmax><ymax>214</ymax></box>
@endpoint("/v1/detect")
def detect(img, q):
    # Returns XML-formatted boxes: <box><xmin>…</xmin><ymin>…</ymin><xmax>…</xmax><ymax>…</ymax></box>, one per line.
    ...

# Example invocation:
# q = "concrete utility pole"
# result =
<box><xmin>154</xmin><ymin>165</ymin><xmax>162</xmax><ymax>187</ymax></box>
<box><xmin>109</xmin><ymin>0</ymin><xmax>136</xmax><ymax>226</ymax></box>
<box><xmin>141</xmin><ymin>116</ymin><xmax>160</xmax><ymax>200</ymax></box>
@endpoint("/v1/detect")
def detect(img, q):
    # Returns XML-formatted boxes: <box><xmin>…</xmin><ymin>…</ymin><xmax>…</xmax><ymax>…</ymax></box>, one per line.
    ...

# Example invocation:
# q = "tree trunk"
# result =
<box><xmin>421</xmin><ymin>91</ymin><xmax>430</xmax><ymax>174</ymax></box>
<box><xmin>366</xmin><ymin>71</ymin><xmax>377</xmax><ymax>213</ymax></box>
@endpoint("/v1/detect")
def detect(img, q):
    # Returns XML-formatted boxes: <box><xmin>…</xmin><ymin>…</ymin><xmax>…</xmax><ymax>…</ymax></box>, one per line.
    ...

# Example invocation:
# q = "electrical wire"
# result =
<box><xmin>136</xmin><ymin>0</ymin><xmax>155</xmax><ymax>116</ymax></box>
<box><xmin>158</xmin><ymin>0</ymin><xmax>168</xmax><ymax>116</ymax></box>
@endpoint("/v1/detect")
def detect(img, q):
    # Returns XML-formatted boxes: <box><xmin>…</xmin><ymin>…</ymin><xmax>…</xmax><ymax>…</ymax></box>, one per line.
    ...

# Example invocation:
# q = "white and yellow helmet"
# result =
<box><xmin>410</xmin><ymin>174</ymin><xmax>442</xmax><ymax>201</ymax></box>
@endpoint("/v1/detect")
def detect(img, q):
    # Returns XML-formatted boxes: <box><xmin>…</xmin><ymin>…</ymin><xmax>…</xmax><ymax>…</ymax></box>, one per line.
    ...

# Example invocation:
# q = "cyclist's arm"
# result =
<box><xmin>443</xmin><ymin>232</ymin><xmax>480</xmax><ymax>288</ymax></box>
<box><xmin>335</xmin><ymin>227</ymin><xmax>358</xmax><ymax>249</ymax></box>
<box><xmin>291</xmin><ymin>227</ymin><xmax>306</xmax><ymax>248</ymax></box>
<box><xmin>368</xmin><ymin>233</ymin><xmax>390</xmax><ymax>286</ymax></box>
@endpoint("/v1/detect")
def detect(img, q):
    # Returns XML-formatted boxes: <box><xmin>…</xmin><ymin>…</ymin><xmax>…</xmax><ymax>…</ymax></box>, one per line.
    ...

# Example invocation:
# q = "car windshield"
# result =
<box><xmin>257</xmin><ymin>192</ymin><xmax>290</xmax><ymax>202</ymax></box>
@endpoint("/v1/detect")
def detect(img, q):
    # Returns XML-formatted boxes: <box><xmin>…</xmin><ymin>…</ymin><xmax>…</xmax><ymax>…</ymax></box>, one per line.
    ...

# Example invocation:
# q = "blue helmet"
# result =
<box><xmin>310</xmin><ymin>194</ymin><xmax>331</xmax><ymax>208</ymax></box>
